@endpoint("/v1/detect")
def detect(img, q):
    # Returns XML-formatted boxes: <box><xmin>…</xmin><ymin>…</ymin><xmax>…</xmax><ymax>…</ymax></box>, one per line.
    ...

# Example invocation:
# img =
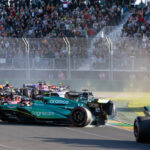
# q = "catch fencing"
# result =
<box><xmin>0</xmin><ymin>30</ymin><xmax>150</xmax><ymax>81</ymax></box>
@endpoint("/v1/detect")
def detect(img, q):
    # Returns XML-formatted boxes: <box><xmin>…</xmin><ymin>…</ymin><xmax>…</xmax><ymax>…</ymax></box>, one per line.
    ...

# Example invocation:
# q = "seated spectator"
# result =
<box><xmin>0</xmin><ymin>0</ymin><xmax>122</xmax><ymax>38</ymax></box>
<box><xmin>122</xmin><ymin>2</ymin><xmax>150</xmax><ymax>40</ymax></box>
<box><xmin>0</xmin><ymin>0</ymin><xmax>123</xmax><ymax>62</ymax></box>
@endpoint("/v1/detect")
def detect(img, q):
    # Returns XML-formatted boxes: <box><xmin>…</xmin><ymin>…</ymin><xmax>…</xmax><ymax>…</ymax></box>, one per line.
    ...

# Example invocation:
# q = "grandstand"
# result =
<box><xmin>0</xmin><ymin>0</ymin><xmax>150</xmax><ymax>86</ymax></box>
<box><xmin>0</xmin><ymin>0</ymin><xmax>122</xmax><ymax>38</ymax></box>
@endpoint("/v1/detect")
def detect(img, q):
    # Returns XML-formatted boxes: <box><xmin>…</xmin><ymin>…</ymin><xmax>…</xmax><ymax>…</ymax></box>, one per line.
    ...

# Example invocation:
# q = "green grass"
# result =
<box><xmin>94</xmin><ymin>92</ymin><xmax>150</xmax><ymax>116</ymax></box>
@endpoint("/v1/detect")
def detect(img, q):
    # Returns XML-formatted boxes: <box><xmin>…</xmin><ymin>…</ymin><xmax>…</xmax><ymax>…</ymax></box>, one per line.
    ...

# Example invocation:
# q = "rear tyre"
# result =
<box><xmin>103</xmin><ymin>101</ymin><xmax>114</xmax><ymax>115</ymax></box>
<box><xmin>109</xmin><ymin>104</ymin><xmax>116</xmax><ymax>119</ymax></box>
<box><xmin>70</xmin><ymin>107</ymin><xmax>92</xmax><ymax>127</ymax></box>
<box><xmin>134</xmin><ymin>116</ymin><xmax>150</xmax><ymax>142</ymax></box>
<box><xmin>31</xmin><ymin>88</ymin><xmax>39</xmax><ymax>99</ymax></box>
<box><xmin>23</xmin><ymin>89</ymin><xmax>30</xmax><ymax>97</ymax></box>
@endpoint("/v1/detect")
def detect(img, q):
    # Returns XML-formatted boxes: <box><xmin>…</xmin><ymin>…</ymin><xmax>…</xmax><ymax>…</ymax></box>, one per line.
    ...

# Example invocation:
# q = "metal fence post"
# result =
<box><xmin>22</xmin><ymin>38</ymin><xmax>30</xmax><ymax>80</ymax></box>
<box><xmin>63</xmin><ymin>37</ymin><xmax>71</xmax><ymax>79</ymax></box>
<box><xmin>106</xmin><ymin>37</ymin><xmax>113</xmax><ymax>80</ymax></box>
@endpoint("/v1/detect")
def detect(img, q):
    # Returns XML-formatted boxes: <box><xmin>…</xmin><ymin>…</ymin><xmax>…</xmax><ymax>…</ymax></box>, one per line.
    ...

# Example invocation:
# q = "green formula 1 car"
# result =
<box><xmin>0</xmin><ymin>92</ymin><xmax>115</xmax><ymax>127</ymax></box>
<box><xmin>134</xmin><ymin>106</ymin><xmax>150</xmax><ymax>142</ymax></box>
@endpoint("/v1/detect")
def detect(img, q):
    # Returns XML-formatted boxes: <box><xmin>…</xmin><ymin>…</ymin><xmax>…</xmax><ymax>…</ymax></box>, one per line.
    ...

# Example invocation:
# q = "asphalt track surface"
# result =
<box><xmin>0</xmin><ymin>122</ymin><xmax>150</xmax><ymax>150</ymax></box>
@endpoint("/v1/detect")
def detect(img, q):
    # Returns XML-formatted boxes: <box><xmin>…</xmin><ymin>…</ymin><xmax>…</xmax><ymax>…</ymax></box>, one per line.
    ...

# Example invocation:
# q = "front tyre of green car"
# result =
<box><xmin>70</xmin><ymin>107</ymin><xmax>92</xmax><ymax>127</ymax></box>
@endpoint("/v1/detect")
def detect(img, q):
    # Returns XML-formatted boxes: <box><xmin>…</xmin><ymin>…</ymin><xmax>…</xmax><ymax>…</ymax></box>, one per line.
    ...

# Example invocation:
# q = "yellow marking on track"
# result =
<box><xmin>108</xmin><ymin>120</ymin><xmax>122</xmax><ymax>123</ymax></box>
<box><xmin>120</xmin><ymin>126</ymin><xmax>133</xmax><ymax>131</ymax></box>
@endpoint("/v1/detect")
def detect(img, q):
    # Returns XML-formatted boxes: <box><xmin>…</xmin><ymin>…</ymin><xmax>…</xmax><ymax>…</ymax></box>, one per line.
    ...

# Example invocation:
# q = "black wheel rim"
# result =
<box><xmin>72</xmin><ymin>110</ymin><xmax>85</xmax><ymax>124</ymax></box>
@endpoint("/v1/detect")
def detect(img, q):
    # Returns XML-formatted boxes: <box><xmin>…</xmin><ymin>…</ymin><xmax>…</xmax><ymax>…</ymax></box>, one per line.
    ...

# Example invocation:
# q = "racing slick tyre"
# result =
<box><xmin>134</xmin><ymin>116</ymin><xmax>150</xmax><ymax>142</ymax></box>
<box><xmin>109</xmin><ymin>103</ymin><xmax>116</xmax><ymax>119</ymax></box>
<box><xmin>23</xmin><ymin>89</ymin><xmax>30</xmax><ymax>97</ymax></box>
<box><xmin>31</xmin><ymin>88</ymin><xmax>38</xmax><ymax>99</ymax></box>
<box><xmin>70</xmin><ymin>107</ymin><xmax>92</xmax><ymax>127</ymax></box>
<box><xmin>103</xmin><ymin>101</ymin><xmax>114</xmax><ymax>115</ymax></box>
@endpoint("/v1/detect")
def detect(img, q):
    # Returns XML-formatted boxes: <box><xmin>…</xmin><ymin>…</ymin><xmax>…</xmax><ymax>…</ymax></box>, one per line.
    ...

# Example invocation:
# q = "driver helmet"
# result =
<box><xmin>38</xmin><ymin>82</ymin><xmax>43</xmax><ymax>87</ymax></box>
<box><xmin>58</xmin><ymin>83</ymin><xmax>62</xmax><ymax>86</ymax></box>
<box><xmin>21</xmin><ymin>100</ymin><xmax>31</xmax><ymax>106</ymax></box>
<box><xmin>5</xmin><ymin>81</ymin><xmax>10</xmax><ymax>87</ymax></box>
<box><xmin>39</xmin><ymin>81</ymin><xmax>42</xmax><ymax>85</ymax></box>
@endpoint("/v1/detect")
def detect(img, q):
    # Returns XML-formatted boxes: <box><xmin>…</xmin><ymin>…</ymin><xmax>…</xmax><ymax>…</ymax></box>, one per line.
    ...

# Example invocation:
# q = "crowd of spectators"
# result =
<box><xmin>89</xmin><ymin>2</ymin><xmax>150</xmax><ymax>71</ymax></box>
<box><xmin>0</xmin><ymin>0</ymin><xmax>124</xmax><ymax>63</ymax></box>
<box><xmin>1</xmin><ymin>1</ymin><xmax>149</xmax><ymax>81</ymax></box>
<box><xmin>122</xmin><ymin>2</ymin><xmax>150</xmax><ymax>39</ymax></box>
<box><xmin>0</xmin><ymin>37</ymin><xmax>90</xmax><ymax>59</ymax></box>
<box><xmin>91</xmin><ymin>35</ymin><xmax>150</xmax><ymax>70</ymax></box>
<box><xmin>0</xmin><ymin>0</ymin><xmax>122</xmax><ymax>38</ymax></box>
<box><xmin>0</xmin><ymin>37</ymin><xmax>26</xmax><ymax>58</ymax></box>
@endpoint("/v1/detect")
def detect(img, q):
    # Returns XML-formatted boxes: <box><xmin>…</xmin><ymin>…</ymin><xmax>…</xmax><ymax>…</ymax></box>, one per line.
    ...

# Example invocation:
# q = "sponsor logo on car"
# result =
<box><xmin>49</xmin><ymin>100</ymin><xmax>69</xmax><ymax>104</ymax></box>
<box><xmin>31</xmin><ymin>111</ymin><xmax>54</xmax><ymax>116</ymax></box>
<box><xmin>34</xmin><ymin>104</ymin><xmax>45</xmax><ymax>106</ymax></box>
<box><xmin>88</xmin><ymin>103</ymin><xmax>99</xmax><ymax>108</ymax></box>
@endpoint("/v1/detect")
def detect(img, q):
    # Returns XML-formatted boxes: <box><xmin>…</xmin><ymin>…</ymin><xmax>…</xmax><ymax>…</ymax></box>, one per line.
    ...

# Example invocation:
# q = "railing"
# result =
<box><xmin>0</xmin><ymin>57</ymin><xmax>149</xmax><ymax>71</ymax></box>
<box><xmin>0</xmin><ymin>34</ymin><xmax>150</xmax><ymax>80</ymax></box>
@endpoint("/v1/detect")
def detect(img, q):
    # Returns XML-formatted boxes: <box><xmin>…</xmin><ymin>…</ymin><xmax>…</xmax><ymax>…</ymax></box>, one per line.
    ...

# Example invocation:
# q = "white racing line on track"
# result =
<box><xmin>82</xmin><ymin>123</ymin><xmax>132</xmax><ymax>132</ymax></box>
<box><xmin>64</xmin><ymin>127</ymin><xmax>120</xmax><ymax>141</ymax></box>
<box><xmin>0</xmin><ymin>144</ymin><xmax>20</xmax><ymax>150</ymax></box>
